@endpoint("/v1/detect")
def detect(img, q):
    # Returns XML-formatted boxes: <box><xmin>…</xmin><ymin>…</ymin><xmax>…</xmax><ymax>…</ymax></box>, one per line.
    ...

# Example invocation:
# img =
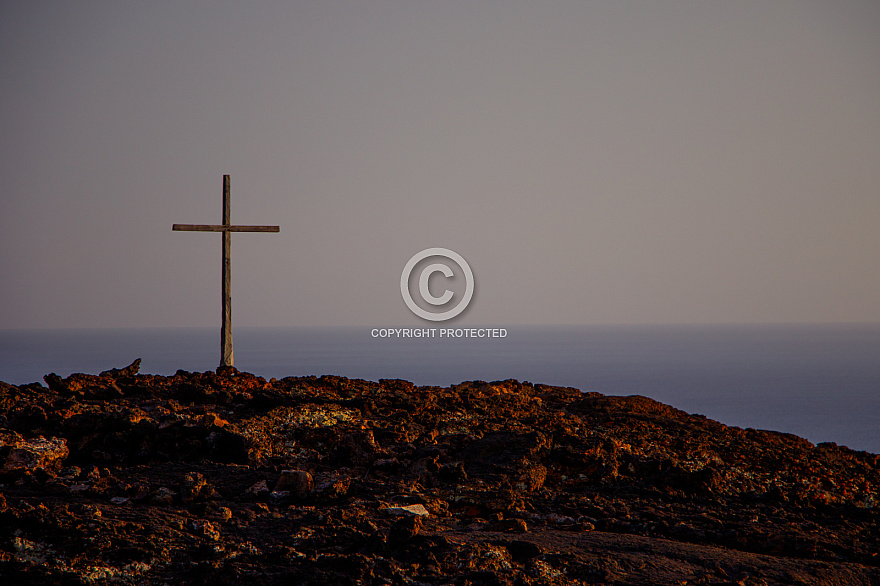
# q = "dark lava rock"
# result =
<box><xmin>0</xmin><ymin>367</ymin><xmax>878</xmax><ymax>584</ymax></box>
<box><xmin>387</xmin><ymin>514</ymin><xmax>422</xmax><ymax>548</ymax></box>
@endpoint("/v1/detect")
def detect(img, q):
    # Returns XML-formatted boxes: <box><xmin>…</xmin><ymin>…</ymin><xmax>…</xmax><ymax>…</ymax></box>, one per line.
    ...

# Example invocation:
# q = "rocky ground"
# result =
<box><xmin>0</xmin><ymin>360</ymin><xmax>878</xmax><ymax>585</ymax></box>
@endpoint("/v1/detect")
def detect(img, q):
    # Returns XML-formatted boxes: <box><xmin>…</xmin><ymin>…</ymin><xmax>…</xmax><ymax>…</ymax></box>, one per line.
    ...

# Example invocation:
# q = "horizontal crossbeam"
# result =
<box><xmin>172</xmin><ymin>224</ymin><xmax>279</xmax><ymax>233</ymax></box>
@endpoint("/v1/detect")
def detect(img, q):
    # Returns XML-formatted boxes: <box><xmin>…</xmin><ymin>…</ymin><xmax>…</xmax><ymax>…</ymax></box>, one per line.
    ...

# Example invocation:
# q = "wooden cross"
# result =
<box><xmin>173</xmin><ymin>175</ymin><xmax>279</xmax><ymax>368</ymax></box>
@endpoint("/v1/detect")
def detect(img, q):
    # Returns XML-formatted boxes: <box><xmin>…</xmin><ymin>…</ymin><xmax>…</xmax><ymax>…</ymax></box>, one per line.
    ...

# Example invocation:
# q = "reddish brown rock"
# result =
<box><xmin>275</xmin><ymin>469</ymin><xmax>312</xmax><ymax>498</ymax></box>
<box><xmin>387</xmin><ymin>514</ymin><xmax>422</xmax><ymax>547</ymax></box>
<box><xmin>0</xmin><ymin>367</ymin><xmax>877</xmax><ymax>585</ymax></box>
<box><xmin>2</xmin><ymin>435</ymin><xmax>68</xmax><ymax>472</ymax></box>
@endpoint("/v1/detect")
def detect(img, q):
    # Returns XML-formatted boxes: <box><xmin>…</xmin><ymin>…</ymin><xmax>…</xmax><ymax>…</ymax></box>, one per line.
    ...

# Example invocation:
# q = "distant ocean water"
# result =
<box><xmin>1</xmin><ymin>324</ymin><xmax>878</xmax><ymax>454</ymax></box>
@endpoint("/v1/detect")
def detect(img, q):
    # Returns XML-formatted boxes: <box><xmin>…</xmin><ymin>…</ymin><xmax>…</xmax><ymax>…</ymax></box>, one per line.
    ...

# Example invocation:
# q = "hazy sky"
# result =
<box><xmin>2</xmin><ymin>1</ymin><xmax>879</xmax><ymax>329</ymax></box>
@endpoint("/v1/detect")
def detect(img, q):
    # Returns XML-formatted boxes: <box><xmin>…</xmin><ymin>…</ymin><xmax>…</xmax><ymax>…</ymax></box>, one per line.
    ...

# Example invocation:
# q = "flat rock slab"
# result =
<box><xmin>439</xmin><ymin>528</ymin><xmax>879</xmax><ymax>585</ymax></box>
<box><xmin>383</xmin><ymin>504</ymin><xmax>430</xmax><ymax>517</ymax></box>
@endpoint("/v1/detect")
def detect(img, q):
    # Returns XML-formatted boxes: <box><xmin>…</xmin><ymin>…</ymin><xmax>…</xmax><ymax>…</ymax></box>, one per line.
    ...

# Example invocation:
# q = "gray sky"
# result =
<box><xmin>1</xmin><ymin>1</ymin><xmax>879</xmax><ymax>329</ymax></box>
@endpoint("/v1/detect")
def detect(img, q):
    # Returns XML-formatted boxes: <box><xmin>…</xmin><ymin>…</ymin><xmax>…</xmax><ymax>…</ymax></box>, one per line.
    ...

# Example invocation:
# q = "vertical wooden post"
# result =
<box><xmin>221</xmin><ymin>175</ymin><xmax>234</xmax><ymax>367</ymax></box>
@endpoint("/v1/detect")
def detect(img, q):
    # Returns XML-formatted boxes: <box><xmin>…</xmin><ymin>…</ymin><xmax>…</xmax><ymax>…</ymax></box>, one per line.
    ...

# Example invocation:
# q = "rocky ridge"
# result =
<box><xmin>0</xmin><ymin>360</ymin><xmax>878</xmax><ymax>584</ymax></box>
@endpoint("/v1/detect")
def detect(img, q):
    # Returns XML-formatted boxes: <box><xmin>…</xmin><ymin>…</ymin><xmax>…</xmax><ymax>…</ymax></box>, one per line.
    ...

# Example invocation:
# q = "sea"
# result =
<box><xmin>1</xmin><ymin>324</ymin><xmax>878</xmax><ymax>454</ymax></box>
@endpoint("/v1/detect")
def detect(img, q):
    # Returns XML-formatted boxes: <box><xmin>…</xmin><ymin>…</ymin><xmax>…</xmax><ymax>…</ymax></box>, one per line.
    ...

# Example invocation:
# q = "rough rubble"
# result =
<box><xmin>0</xmin><ymin>360</ymin><xmax>878</xmax><ymax>584</ymax></box>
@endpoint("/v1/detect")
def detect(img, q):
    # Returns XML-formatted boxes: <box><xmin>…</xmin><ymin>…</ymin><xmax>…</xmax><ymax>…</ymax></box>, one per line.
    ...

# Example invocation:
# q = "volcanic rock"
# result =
<box><xmin>383</xmin><ymin>504</ymin><xmax>430</xmax><ymax>517</ymax></box>
<box><xmin>0</xmin><ymin>367</ymin><xmax>877</xmax><ymax>584</ymax></box>
<box><xmin>1</xmin><ymin>435</ymin><xmax>68</xmax><ymax>472</ymax></box>
<box><xmin>274</xmin><ymin>469</ymin><xmax>312</xmax><ymax>498</ymax></box>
